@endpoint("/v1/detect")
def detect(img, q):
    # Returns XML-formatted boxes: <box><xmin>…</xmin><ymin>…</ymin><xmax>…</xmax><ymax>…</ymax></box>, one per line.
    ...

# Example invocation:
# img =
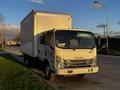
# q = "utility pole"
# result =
<box><xmin>1</xmin><ymin>31</ymin><xmax>5</xmax><ymax>49</ymax></box>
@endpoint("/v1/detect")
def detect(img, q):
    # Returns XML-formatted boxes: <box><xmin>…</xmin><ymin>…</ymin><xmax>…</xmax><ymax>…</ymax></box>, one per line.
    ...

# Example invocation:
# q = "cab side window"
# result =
<box><xmin>40</xmin><ymin>31</ymin><xmax>54</xmax><ymax>49</ymax></box>
<box><xmin>46</xmin><ymin>31</ymin><xmax>54</xmax><ymax>49</ymax></box>
<box><xmin>40</xmin><ymin>33</ymin><xmax>46</xmax><ymax>45</ymax></box>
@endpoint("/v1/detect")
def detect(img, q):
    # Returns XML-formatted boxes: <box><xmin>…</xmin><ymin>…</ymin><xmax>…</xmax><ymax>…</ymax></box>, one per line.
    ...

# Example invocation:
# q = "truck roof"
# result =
<box><xmin>21</xmin><ymin>10</ymin><xmax>71</xmax><ymax>23</ymax></box>
<box><xmin>69</xmin><ymin>29</ymin><xmax>90</xmax><ymax>32</ymax></box>
<box><xmin>41</xmin><ymin>29</ymin><xmax>91</xmax><ymax>33</ymax></box>
<box><xmin>53</xmin><ymin>29</ymin><xmax>91</xmax><ymax>32</ymax></box>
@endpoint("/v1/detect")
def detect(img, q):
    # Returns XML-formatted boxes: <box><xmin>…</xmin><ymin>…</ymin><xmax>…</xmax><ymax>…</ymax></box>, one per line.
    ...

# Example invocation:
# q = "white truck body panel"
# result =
<box><xmin>21</xmin><ymin>13</ymin><xmax>34</xmax><ymax>57</ymax></box>
<box><xmin>21</xmin><ymin>10</ymin><xmax>72</xmax><ymax>57</ymax></box>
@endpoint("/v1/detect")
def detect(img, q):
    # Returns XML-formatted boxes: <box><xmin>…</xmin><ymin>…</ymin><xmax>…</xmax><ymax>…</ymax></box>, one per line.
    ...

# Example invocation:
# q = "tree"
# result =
<box><xmin>13</xmin><ymin>33</ymin><xmax>21</xmax><ymax>45</ymax></box>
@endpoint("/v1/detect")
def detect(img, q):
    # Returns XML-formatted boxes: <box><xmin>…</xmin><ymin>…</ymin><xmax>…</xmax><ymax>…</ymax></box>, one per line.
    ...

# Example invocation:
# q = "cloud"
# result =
<box><xmin>0</xmin><ymin>13</ymin><xmax>20</xmax><ymax>40</ymax></box>
<box><xmin>0</xmin><ymin>23</ymin><xmax>20</xmax><ymax>40</ymax></box>
<box><xmin>30</xmin><ymin>0</ymin><xmax>44</xmax><ymax>4</ymax></box>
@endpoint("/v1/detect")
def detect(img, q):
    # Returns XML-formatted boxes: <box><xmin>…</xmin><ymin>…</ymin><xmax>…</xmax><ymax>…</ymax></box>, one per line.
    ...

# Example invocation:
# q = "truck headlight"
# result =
<box><xmin>87</xmin><ymin>60</ymin><xmax>93</xmax><ymax>65</ymax></box>
<box><xmin>91</xmin><ymin>57</ymin><xmax>97</xmax><ymax>66</ymax></box>
<box><xmin>87</xmin><ymin>57</ymin><xmax>97</xmax><ymax>67</ymax></box>
<box><xmin>56</xmin><ymin>56</ymin><xmax>64</xmax><ymax>68</ymax></box>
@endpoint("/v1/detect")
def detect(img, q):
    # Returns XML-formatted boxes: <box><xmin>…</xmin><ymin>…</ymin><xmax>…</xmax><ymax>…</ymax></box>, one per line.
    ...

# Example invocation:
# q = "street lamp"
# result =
<box><xmin>93</xmin><ymin>1</ymin><xmax>109</xmax><ymax>54</ymax></box>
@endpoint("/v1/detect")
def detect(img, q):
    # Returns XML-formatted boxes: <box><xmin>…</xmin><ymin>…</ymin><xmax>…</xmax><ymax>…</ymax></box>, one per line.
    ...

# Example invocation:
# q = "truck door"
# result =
<box><xmin>38</xmin><ymin>33</ymin><xmax>46</xmax><ymax>61</ymax></box>
<box><xmin>38</xmin><ymin>31</ymin><xmax>55</xmax><ymax>70</ymax></box>
<box><xmin>45</xmin><ymin>31</ymin><xmax>55</xmax><ymax>70</ymax></box>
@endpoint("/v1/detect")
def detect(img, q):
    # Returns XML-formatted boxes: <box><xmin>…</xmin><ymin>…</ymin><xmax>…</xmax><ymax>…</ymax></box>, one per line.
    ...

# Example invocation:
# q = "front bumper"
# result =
<box><xmin>56</xmin><ymin>66</ymin><xmax>99</xmax><ymax>75</ymax></box>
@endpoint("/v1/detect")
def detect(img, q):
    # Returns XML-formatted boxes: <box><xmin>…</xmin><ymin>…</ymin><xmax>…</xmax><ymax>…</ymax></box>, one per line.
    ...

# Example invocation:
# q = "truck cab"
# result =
<box><xmin>38</xmin><ymin>29</ymin><xmax>99</xmax><ymax>80</ymax></box>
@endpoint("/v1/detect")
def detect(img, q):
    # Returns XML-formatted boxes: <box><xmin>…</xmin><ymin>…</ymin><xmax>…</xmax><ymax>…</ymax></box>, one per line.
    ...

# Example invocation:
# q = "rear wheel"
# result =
<box><xmin>24</xmin><ymin>54</ymin><xmax>31</xmax><ymax>66</ymax></box>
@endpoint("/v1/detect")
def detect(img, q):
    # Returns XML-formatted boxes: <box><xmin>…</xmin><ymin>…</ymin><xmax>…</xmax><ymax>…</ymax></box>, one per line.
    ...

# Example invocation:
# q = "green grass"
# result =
<box><xmin>0</xmin><ymin>48</ymin><xmax>4</xmax><ymax>51</ymax></box>
<box><xmin>0</xmin><ymin>54</ymin><xmax>55</xmax><ymax>90</ymax></box>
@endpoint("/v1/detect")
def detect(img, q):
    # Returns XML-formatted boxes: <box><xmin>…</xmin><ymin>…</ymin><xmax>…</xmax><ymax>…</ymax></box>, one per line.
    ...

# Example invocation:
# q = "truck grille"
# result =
<box><xmin>64</xmin><ymin>60</ymin><xmax>91</xmax><ymax>68</ymax></box>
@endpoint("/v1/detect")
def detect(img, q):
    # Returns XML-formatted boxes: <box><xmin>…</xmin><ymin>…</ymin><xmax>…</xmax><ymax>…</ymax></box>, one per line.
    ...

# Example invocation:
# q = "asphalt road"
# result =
<box><xmin>4</xmin><ymin>46</ymin><xmax>120</xmax><ymax>90</ymax></box>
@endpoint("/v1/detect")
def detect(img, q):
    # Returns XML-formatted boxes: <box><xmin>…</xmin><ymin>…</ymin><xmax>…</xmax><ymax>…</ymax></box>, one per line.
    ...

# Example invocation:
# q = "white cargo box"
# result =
<box><xmin>21</xmin><ymin>10</ymin><xmax>72</xmax><ymax>57</ymax></box>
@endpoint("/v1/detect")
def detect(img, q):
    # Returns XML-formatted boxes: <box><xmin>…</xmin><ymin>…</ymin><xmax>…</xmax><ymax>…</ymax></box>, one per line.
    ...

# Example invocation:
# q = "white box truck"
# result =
<box><xmin>21</xmin><ymin>10</ymin><xmax>99</xmax><ymax>80</ymax></box>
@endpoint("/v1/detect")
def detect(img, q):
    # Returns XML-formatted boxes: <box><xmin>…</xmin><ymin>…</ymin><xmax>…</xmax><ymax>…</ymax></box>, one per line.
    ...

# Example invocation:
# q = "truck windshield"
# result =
<box><xmin>55</xmin><ymin>30</ymin><xmax>96</xmax><ymax>49</ymax></box>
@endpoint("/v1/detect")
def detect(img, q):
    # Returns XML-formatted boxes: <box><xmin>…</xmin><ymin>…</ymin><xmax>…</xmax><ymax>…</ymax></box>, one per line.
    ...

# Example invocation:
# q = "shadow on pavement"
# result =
<box><xmin>0</xmin><ymin>50</ymin><xmax>45</xmax><ymax>79</ymax></box>
<box><xmin>0</xmin><ymin>50</ymin><xmax>29</xmax><ymax>68</ymax></box>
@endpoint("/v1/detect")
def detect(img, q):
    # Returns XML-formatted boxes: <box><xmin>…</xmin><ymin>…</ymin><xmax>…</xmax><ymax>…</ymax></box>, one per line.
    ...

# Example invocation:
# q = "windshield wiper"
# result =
<box><xmin>69</xmin><ymin>46</ymin><xmax>77</xmax><ymax>50</ymax></box>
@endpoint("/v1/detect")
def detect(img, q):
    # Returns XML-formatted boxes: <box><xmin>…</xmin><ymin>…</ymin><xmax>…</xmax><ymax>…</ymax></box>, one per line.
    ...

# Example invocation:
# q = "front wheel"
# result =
<box><xmin>44</xmin><ymin>64</ymin><xmax>55</xmax><ymax>81</ymax></box>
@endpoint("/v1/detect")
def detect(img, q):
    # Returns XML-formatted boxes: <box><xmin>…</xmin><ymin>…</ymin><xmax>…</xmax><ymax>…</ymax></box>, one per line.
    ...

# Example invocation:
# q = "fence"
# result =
<box><xmin>95</xmin><ymin>37</ymin><xmax>120</xmax><ymax>55</ymax></box>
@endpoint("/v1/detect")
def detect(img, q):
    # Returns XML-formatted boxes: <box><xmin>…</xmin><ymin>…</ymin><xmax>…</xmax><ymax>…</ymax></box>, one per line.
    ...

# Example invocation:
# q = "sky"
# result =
<box><xmin>0</xmin><ymin>0</ymin><xmax>120</xmax><ymax>39</ymax></box>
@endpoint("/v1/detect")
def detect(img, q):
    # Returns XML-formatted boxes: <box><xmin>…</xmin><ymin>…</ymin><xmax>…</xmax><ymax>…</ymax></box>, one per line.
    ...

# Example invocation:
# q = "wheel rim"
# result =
<box><xmin>25</xmin><ymin>59</ymin><xmax>28</xmax><ymax>64</ymax></box>
<box><xmin>45</xmin><ymin>66</ymin><xmax>50</xmax><ymax>76</ymax></box>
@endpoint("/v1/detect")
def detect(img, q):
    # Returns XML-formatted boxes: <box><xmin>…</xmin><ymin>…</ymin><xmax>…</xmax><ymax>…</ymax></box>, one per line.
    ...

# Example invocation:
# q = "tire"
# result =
<box><xmin>77</xmin><ymin>74</ymin><xmax>85</xmax><ymax>78</ymax></box>
<box><xmin>24</xmin><ymin>54</ymin><xmax>31</xmax><ymax>66</ymax></box>
<box><xmin>44</xmin><ymin>62</ymin><xmax>55</xmax><ymax>81</ymax></box>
